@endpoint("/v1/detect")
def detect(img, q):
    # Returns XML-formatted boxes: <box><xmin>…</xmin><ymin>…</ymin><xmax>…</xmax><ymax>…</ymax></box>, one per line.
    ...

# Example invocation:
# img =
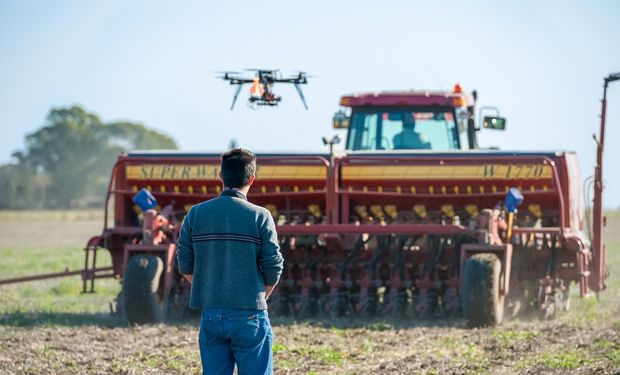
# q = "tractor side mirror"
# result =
<box><xmin>333</xmin><ymin>110</ymin><xmax>350</xmax><ymax>129</ymax></box>
<box><xmin>482</xmin><ymin>116</ymin><xmax>506</xmax><ymax>130</ymax></box>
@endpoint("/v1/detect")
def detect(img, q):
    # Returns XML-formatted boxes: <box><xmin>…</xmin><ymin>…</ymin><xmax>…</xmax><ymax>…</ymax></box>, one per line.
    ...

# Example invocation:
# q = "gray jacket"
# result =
<box><xmin>177</xmin><ymin>189</ymin><xmax>284</xmax><ymax>310</ymax></box>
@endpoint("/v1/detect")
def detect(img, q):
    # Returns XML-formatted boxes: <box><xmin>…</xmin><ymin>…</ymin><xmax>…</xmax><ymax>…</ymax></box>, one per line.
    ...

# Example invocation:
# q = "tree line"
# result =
<box><xmin>1</xmin><ymin>106</ymin><xmax>178</xmax><ymax>209</ymax></box>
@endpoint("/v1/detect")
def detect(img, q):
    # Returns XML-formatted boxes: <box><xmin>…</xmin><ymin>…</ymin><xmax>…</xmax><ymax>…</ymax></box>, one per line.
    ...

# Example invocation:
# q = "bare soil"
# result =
<box><xmin>1</xmin><ymin>211</ymin><xmax>619</xmax><ymax>374</ymax></box>
<box><xmin>0</xmin><ymin>318</ymin><xmax>618</xmax><ymax>374</ymax></box>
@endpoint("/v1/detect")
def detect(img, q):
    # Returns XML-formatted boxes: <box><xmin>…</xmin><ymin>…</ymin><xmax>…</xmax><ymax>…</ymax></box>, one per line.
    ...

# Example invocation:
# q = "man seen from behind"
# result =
<box><xmin>177</xmin><ymin>148</ymin><xmax>284</xmax><ymax>375</ymax></box>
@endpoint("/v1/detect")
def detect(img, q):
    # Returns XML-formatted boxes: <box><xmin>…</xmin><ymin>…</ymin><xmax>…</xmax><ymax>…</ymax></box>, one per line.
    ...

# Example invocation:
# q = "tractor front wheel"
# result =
<box><xmin>462</xmin><ymin>253</ymin><xmax>504</xmax><ymax>327</ymax></box>
<box><xmin>123</xmin><ymin>255</ymin><xmax>165</xmax><ymax>324</ymax></box>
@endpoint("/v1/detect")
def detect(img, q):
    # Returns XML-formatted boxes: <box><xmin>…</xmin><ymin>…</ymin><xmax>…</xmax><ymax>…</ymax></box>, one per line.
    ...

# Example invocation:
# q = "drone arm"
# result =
<box><xmin>275</xmin><ymin>78</ymin><xmax>307</xmax><ymax>84</ymax></box>
<box><xmin>228</xmin><ymin>78</ymin><xmax>254</xmax><ymax>85</ymax></box>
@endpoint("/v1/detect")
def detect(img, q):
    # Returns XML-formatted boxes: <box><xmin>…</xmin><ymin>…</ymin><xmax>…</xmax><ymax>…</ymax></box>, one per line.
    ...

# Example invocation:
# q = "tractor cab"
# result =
<box><xmin>334</xmin><ymin>85</ymin><xmax>505</xmax><ymax>151</ymax></box>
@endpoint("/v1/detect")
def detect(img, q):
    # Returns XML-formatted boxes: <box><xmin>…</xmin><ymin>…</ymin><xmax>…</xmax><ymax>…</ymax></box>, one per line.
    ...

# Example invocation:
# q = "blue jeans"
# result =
<box><xmin>199</xmin><ymin>308</ymin><xmax>273</xmax><ymax>375</ymax></box>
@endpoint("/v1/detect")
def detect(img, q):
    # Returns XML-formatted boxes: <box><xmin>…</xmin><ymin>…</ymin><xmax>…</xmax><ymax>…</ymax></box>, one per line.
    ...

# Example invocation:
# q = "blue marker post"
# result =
<box><xmin>504</xmin><ymin>187</ymin><xmax>524</xmax><ymax>242</ymax></box>
<box><xmin>132</xmin><ymin>188</ymin><xmax>158</xmax><ymax>212</ymax></box>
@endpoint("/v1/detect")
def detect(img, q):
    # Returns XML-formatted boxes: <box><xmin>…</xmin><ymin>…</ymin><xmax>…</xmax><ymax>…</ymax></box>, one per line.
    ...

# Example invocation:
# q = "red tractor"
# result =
<box><xmin>70</xmin><ymin>83</ymin><xmax>609</xmax><ymax>326</ymax></box>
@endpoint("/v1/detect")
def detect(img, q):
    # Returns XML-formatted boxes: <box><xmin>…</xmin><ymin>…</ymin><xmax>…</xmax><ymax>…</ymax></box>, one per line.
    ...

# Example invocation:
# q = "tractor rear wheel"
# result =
<box><xmin>123</xmin><ymin>255</ymin><xmax>165</xmax><ymax>324</ymax></box>
<box><xmin>462</xmin><ymin>253</ymin><xmax>504</xmax><ymax>327</ymax></box>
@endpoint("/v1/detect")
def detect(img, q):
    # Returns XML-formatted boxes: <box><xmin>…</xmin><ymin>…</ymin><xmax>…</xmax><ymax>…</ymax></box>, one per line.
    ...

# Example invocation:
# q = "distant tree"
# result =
<box><xmin>12</xmin><ymin>105</ymin><xmax>178</xmax><ymax>208</ymax></box>
<box><xmin>106</xmin><ymin>121</ymin><xmax>178</xmax><ymax>150</ymax></box>
<box><xmin>0</xmin><ymin>164</ymin><xmax>38</xmax><ymax>209</ymax></box>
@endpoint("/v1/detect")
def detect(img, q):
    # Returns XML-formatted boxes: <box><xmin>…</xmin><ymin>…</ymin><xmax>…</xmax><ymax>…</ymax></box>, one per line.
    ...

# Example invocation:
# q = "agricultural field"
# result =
<box><xmin>0</xmin><ymin>210</ymin><xmax>619</xmax><ymax>374</ymax></box>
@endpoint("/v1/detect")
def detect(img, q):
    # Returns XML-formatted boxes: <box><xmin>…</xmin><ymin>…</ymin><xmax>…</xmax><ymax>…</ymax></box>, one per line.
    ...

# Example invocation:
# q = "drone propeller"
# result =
<box><xmin>244</xmin><ymin>69</ymin><xmax>282</xmax><ymax>80</ymax></box>
<box><xmin>244</xmin><ymin>68</ymin><xmax>279</xmax><ymax>73</ymax></box>
<box><xmin>213</xmin><ymin>71</ymin><xmax>242</xmax><ymax>79</ymax></box>
<box><xmin>293</xmin><ymin>71</ymin><xmax>317</xmax><ymax>79</ymax></box>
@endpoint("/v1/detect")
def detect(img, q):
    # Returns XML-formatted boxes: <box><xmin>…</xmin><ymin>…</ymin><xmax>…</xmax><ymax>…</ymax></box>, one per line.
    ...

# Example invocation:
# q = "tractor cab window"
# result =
<box><xmin>346</xmin><ymin>107</ymin><xmax>460</xmax><ymax>151</ymax></box>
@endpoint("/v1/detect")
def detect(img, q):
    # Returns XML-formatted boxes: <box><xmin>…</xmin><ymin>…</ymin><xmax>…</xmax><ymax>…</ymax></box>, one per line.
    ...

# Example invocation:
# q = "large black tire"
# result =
<box><xmin>462</xmin><ymin>253</ymin><xmax>504</xmax><ymax>327</ymax></box>
<box><xmin>123</xmin><ymin>255</ymin><xmax>165</xmax><ymax>324</ymax></box>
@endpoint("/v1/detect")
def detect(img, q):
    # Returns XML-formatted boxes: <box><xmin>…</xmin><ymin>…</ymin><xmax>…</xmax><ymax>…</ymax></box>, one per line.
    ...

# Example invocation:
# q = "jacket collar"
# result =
<box><xmin>220</xmin><ymin>188</ymin><xmax>247</xmax><ymax>201</ymax></box>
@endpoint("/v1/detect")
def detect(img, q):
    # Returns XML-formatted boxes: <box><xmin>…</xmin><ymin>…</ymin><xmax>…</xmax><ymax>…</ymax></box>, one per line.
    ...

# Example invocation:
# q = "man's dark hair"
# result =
<box><xmin>220</xmin><ymin>148</ymin><xmax>256</xmax><ymax>188</ymax></box>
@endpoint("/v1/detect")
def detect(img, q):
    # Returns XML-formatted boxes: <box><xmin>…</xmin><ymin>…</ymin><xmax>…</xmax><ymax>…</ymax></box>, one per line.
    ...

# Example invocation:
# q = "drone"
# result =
<box><xmin>218</xmin><ymin>69</ymin><xmax>309</xmax><ymax>110</ymax></box>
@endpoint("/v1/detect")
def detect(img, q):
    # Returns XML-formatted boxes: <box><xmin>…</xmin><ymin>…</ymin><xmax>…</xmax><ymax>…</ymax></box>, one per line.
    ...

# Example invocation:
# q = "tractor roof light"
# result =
<box><xmin>452</xmin><ymin>96</ymin><xmax>466</xmax><ymax>107</ymax></box>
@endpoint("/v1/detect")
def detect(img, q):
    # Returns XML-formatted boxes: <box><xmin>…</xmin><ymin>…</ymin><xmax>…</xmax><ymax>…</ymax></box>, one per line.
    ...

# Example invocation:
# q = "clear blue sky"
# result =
<box><xmin>1</xmin><ymin>1</ymin><xmax>619</xmax><ymax>207</ymax></box>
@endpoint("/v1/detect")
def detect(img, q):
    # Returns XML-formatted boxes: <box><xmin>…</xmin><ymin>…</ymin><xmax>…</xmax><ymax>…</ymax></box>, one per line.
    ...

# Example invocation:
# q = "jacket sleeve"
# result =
<box><xmin>176</xmin><ymin>207</ymin><xmax>195</xmax><ymax>275</ymax></box>
<box><xmin>258</xmin><ymin>210</ymin><xmax>284</xmax><ymax>286</ymax></box>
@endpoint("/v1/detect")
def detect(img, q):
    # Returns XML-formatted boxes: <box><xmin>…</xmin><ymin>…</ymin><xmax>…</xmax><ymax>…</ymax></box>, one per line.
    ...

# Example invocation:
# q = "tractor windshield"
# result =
<box><xmin>346</xmin><ymin>107</ymin><xmax>460</xmax><ymax>151</ymax></box>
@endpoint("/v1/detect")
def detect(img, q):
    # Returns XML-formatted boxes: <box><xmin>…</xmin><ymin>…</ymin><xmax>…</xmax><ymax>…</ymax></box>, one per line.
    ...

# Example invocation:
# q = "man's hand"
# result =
<box><xmin>182</xmin><ymin>274</ymin><xmax>193</xmax><ymax>283</ymax></box>
<box><xmin>265</xmin><ymin>284</ymin><xmax>275</xmax><ymax>300</ymax></box>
